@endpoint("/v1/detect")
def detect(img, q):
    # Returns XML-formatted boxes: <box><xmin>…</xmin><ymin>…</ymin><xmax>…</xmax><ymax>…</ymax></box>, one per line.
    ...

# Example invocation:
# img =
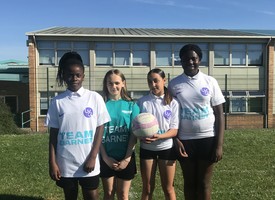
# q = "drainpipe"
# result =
<box><xmin>265</xmin><ymin>37</ymin><xmax>272</xmax><ymax>128</ymax></box>
<box><xmin>32</xmin><ymin>34</ymin><xmax>39</xmax><ymax>132</ymax></box>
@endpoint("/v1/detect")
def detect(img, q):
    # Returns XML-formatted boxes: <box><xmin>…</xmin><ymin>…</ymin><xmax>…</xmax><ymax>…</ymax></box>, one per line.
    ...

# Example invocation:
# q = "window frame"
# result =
<box><xmin>214</xmin><ymin>43</ymin><xmax>263</xmax><ymax>67</ymax></box>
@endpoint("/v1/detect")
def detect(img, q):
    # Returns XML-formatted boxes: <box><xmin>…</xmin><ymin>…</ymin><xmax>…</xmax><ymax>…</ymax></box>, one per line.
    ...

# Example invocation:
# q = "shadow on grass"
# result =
<box><xmin>0</xmin><ymin>194</ymin><xmax>43</xmax><ymax>200</ymax></box>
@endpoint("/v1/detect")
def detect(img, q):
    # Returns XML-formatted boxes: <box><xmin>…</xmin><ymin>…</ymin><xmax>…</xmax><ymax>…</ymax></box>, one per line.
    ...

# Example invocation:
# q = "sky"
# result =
<box><xmin>1</xmin><ymin>0</ymin><xmax>275</xmax><ymax>61</ymax></box>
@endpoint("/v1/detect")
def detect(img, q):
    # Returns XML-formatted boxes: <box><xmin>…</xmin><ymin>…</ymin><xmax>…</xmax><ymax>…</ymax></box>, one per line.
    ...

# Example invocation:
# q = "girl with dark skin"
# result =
<box><xmin>47</xmin><ymin>52</ymin><xmax>110</xmax><ymax>200</ymax></box>
<box><xmin>168</xmin><ymin>44</ymin><xmax>225</xmax><ymax>200</ymax></box>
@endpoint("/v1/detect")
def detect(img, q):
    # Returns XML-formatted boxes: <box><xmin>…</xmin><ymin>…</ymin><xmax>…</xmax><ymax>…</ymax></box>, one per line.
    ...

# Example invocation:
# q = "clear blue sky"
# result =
<box><xmin>1</xmin><ymin>0</ymin><xmax>275</xmax><ymax>61</ymax></box>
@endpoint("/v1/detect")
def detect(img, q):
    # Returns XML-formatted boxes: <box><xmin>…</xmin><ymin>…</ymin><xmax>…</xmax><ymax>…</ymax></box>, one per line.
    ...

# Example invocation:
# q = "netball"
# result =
<box><xmin>132</xmin><ymin>113</ymin><xmax>159</xmax><ymax>138</ymax></box>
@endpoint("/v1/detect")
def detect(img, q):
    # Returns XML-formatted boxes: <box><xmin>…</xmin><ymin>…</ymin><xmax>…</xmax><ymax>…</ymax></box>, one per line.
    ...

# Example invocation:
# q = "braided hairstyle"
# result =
<box><xmin>56</xmin><ymin>51</ymin><xmax>84</xmax><ymax>87</ymax></box>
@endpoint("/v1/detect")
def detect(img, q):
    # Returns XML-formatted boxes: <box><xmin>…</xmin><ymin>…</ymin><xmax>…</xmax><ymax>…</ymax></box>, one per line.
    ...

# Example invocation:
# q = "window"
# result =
<box><xmin>114</xmin><ymin>43</ymin><xmax>130</xmax><ymax>66</ymax></box>
<box><xmin>38</xmin><ymin>41</ymin><xmax>90</xmax><ymax>66</ymax></box>
<box><xmin>247</xmin><ymin>44</ymin><xmax>263</xmax><ymax>66</ymax></box>
<box><xmin>156</xmin><ymin>43</ymin><xmax>172</xmax><ymax>66</ymax></box>
<box><xmin>214</xmin><ymin>44</ymin><xmax>230</xmax><ymax>66</ymax></box>
<box><xmin>132</xmin><ymin>43</ymin><xmax>149</xmax><ymax>66</ymax></box>
<box><xmin>95</xmin><ymin>42</ymin><xmax>113</xmax><ymax>66</ymax></box>
<box><xmin>40</xmin><ymin>92</ymin><xmax>56</xmax><ymax>115</ymax></box>
<box><xmin>214</xmin><ymin>43</ymin><xmax>263</xmax><ymax>67</ymax></box>
<box><xmin>174</xmin><ymin>43</ymin><xmax>184</xmax><ymax>66</ymax></box>
<box><xmin>74</xmin><ymin>42</ymin><xmax>90</xmax><ymax>65</ymax></box>
<box><xmin>95</xmin><ymin>42</ymin><xmax>150</xmax><ymax>67</ymax></box>
<box><xmin>225</xmin><ymin>91</ymin><xmax>265</xmax><ymax>113</ymax></box>
<box><xmin>38</xmin><ymin>41</ymin><xmax>55</xmax><ymax>65</ymax></box>
<box><xmin>198</xmin><ymin>43</ymin><xmax>209</xmax><ymax>66</ymax></box>
<box><xmin>231</xmin><ymin>44</ymin><xmax>246</xmax><ymax>66</ymax></box>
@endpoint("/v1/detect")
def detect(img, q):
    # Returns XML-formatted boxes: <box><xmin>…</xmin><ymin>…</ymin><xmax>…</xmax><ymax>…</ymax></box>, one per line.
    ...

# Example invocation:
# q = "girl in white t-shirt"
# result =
<box><xmin>169</xmin><ymin>44</ymin><xmax>225</xmax><ymax>200</ymax></box>
<box><xmin>137</xmin><ymin>68</ymin><xmax>184</xmax><ymax>200</ymax></box>
<box><xmin>46</xmin><ymin>52</ymin><xmax>110</xmax><ymax>200</ymax></box>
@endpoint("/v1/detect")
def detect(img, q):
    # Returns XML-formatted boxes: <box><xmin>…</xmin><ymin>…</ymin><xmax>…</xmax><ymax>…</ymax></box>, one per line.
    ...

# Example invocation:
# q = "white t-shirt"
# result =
<box><xmin>168</xmin><ymin>71</ymin><xmax>225</xmax><ymax>140</ymax></box>
<box><xmin>137</xmin><ymin>92</ymin><xmax>179</xmax><ymax>151</ymax></box>
<box><xmin>45</xmin><ymin>87</ymin><xmax>111</xmax><ymax>178</ymax></box>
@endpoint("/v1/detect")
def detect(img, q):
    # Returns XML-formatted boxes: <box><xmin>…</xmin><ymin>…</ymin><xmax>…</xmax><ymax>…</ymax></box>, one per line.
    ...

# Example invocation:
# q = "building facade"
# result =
<box><xmin>26</xmin><ymin>27</ymin><xmax>275</xmax><ymax>132</ymax></box>
<box><xmin>0</xmin><ymin>60</ymin><xmax>29</xmax><ymax>127</ymax></box>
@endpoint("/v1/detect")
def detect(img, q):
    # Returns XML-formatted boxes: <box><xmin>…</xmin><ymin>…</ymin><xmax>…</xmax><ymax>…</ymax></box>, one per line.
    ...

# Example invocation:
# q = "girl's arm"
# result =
<box><xmin>116</xmin><ymin>132</ymin><xmax>137</xmax><ymax>170</ymax></box>
<box><xmin>213</xmin><ymin>104</ymin><xmax>225</xmax><ymax>162</ymax></box>
<box><xmin>49</xmin><ymin>127</ymin><xmax>61</xmax><ymax>180</ymax></box>
<box><xmin>83</xmin><ymin>124</ymin><xmax>105</xmax><ymax>173</ymax></box>
<box><xmin>100</xmin><ymin>143</ymin><xmax>119</xmax><ymax>169</ymax></box>
<box><xmin>143</xmin><ymin>128</ymin><xmax>177</xmax><ymax>143</ymax></box>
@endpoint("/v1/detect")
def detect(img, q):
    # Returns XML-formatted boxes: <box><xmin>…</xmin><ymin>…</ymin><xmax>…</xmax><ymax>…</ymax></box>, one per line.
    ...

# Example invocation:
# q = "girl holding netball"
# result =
<box><xmin>137</xmin><ymin>68</ymin><xmax>187</xmax><ymax>200</ymax></box>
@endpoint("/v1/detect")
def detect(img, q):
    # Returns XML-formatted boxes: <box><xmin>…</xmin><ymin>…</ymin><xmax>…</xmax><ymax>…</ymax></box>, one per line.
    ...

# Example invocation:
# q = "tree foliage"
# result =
<box><xmin>0</xmin><ymin>100</ymin><xmax>22</xmax><ymax>134</ymax></box>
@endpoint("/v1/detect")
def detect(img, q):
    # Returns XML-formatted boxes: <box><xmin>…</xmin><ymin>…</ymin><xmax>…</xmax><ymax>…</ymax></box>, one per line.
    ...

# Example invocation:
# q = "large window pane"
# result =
<box><xmin>214</xmin><ymin>51</ymin><xmax>229</xmax><ymax>65</ymax></box>
<box><xmin>133</xmin><ymin>51</ymin><xmax>149</xmax><ymax>66</ymax></box>
<box><xmin>214</xmin><ymin>44</ymin><xmax>229</xmax><ymax>66</ymax></box>
<box><xmin>248</xmin><ymin>52</ymin><xmax>262</xmax><ymax>65</ymax></box>
<box><xmin>156</xmin><ymin>51</ymin><xmax>171</xmax><ymax>66</ymax></box>
<box><xmin>248</xmin><ymin>44</ymin><xmax>263</xmax><ymax>66</ymax></box>
<box><xmin>232</xmin><ymin>52</ymin><xmax>246</xmax><ymax>65</ymax></box>
<box><xmin>156</xmin><ymin>43</ymin><xmax>172</xmax><ymax>66</ymax></box>
<box><xmin>232</xmin><ymin>44</ymin><xmax>246</xmax><ymax>66</ymax></box>
<box><xmin>39</xmin><ymin>50</ymin><xmax>55</xmax><ymax>65</ymax></box>
<box><xmin>115</xmin><ymin>51</ymin><xmax>130</xmax><ymax>66</ymax></box>
<box><xmin>77</xmin><ymin>50</ymin><xmax>89</xmax><ymax>65</ymax></box>
<box><xmin>96</xmin><ymin>51</ymin><xmax>113</xmax><ymax>65</ymax></box>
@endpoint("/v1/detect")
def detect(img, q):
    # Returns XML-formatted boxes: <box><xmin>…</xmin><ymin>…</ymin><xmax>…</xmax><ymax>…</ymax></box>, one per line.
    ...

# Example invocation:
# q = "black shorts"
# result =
<box><xmin>100</xmin><ymin>153</ymin><xmax>136</xmax><ymax>180</ymax></box>
<box><xmin>178</xmin><ymin>137</ymin><xmax>215</xmax><ymax>162</ymax></box>
<box><xmin>56</xmin><ymin>175</ymin><xmax>99</xmax><ymax>190</ymax></box>
<box><xmin>140</xmin><ymin>147</ymin><xmax>177</xmax><ymax>161</ymax></box>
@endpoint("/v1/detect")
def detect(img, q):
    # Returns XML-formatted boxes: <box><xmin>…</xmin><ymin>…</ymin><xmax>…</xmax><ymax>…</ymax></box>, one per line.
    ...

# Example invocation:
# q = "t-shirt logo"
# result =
<box><xmin>200</xmin><ymin>87</ymin><xmax>209</xmax><ymax>96</ymax></box>
<box><xmin>83</xmin><ymin>107</ymin><xmax>93</xmax><ymax>118</ymax></box>
<box><xmin>163</xmin><ymin>110</ymin><xmax>172</xmax><ymax>119</ymax></box>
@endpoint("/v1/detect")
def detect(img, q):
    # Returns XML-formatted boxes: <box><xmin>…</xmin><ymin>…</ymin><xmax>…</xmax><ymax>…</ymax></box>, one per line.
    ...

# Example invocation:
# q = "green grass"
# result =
<box><xmin>0</xmin><ymin>129</ymin><xmax>275</xmax><ymax>200</ymax></box>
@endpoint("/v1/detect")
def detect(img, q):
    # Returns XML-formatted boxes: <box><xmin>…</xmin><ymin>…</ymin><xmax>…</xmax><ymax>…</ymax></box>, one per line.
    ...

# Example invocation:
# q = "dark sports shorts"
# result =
<box><xmin>56</xmin><ymin>175</ymin><xmax>99</xmax><ymax>190</ymax></box>
<box><xmin>177</xmin><ymin>137</ymin><xmax>215</xmax><ymax>162</ymax></box>
<box><xmin>140</xmin><ymin>147</ymin><xmax>177</xmax><ymax>161</ymax></box>
<box><xmin>100</xmin><ymin>153</ymin><xmax>136</xmax><ymax>180</ymax></box>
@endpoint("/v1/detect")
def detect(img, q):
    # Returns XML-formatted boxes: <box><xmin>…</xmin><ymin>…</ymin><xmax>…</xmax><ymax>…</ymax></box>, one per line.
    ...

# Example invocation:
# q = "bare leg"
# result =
<box><xmin>140</xmin><ymin>158</ymin><xmax>157</xmax><ymax>200</ymax></box>
<box><xmin>116</xmin><ymin>178</ymin><xmax>132</xmax><ymax>200</ymax></box>
<box><xmin>158</xmin><ymin>159</ymin><xmax>176</xmax><ymax>200</ymax></box>
<box><xmin>101</xmin><ymin>176</ymin><xmax>116</xmax><ymax>200</ymax></box>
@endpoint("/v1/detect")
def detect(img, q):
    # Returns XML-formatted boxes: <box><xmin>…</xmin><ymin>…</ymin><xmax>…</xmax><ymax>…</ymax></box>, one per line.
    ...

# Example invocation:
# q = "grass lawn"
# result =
<box><xmin>0</xmin><ymin>129</ymin><xmax>275</xmax><ymax>199</ymax></box>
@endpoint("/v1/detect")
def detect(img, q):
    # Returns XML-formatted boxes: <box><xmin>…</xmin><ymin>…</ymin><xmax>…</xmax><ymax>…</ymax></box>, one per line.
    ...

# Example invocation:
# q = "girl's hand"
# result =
<box><xmin>49</xmin><ymin>162</ymin><xmax>61</xmax><ymax>181</ymax></box>
<box><xmin>212</xmin><ymin>146</ymin><xmax>223</xmax><ymax>162</ymax></box>
<box><xmin>174</xmin><ymin>138</ymin><xmax>188</xmax><ymax>158</ymax></box>
<box><xmin>104</xmin><ymin>156</ymin><xmax>119</xmax><ymax>169</ymax></box>
<box><xmin>114</xmin><ymin>159</ymin><xmax>130</xmax><ymax>171</ymax></box>
<box><xmin>83</xmin><ymin>157</ymin><xmax>96</xmax><ymax>173</ymax></box>
<box><xmin>139</xmin><ymin>134</ymin><xmax>158</xmax><ymax>143</ymax></box>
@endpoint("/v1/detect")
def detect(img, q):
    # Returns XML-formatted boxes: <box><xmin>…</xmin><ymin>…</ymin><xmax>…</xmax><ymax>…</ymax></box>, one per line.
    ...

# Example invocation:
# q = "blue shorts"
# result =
<box><xmin>139</xmin><ymin>147</ymin><xmax>177</xmax><ymax>160</ymax></box>
<box><xmin>178</xmin><ymin>137</ymin><xmax>215</xmax><ymax>162</ymax></box>
<box><xmin>56</xmin><ymin>175</ymin><xmax>99</xmax><ymax>190</ymax></box>
<box><xmin>100</xmin><ymin>153</ymin><xmax>136</xmax><ymax>180</ymax></box>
